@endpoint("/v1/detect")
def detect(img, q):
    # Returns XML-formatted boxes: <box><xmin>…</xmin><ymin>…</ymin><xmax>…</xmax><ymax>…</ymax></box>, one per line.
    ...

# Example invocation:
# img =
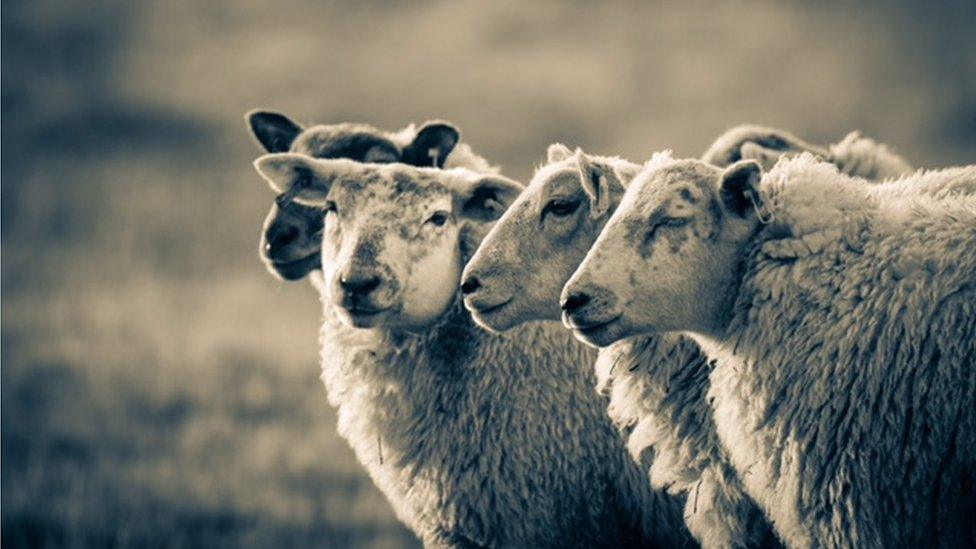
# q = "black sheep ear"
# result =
<box><xmin>453</xmin><ymin>174</ymin><xmax>523</xmax><ymax>223</ymax></box>
<box><xmin>402</xmin><ymin>121</ymin><xmax>460</xmax><ymax>167</ymax></box>
<box><xmin>719</xmin><ymin>159</ymin><xmax>763</xmax><ymax>218</ymax></box>
<box><xmin>246</xmin><ymin>109</ymin><xmax>303</xmax><ymax>152</ymax></box>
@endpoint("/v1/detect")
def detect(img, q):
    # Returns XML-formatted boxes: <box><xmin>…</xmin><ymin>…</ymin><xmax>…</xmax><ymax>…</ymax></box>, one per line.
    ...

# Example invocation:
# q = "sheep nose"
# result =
<box><xmin>340</xmin><ymin>274</ymin><xmax>382</xmax><ymax>296</ymax></box>
<box><xmin>560</xmin><ymin>292</ymin><xmax>590</xmax><ymax>313</ymax></box>
<box><xmin>265</xmin><ymin>225</ymin><xmax>299</xmax><ymax>253</ymax></box>
<box><xmin>460</xmin><ymin>276</ymin><xmax>482</xmax><ymax>295</ymax></box>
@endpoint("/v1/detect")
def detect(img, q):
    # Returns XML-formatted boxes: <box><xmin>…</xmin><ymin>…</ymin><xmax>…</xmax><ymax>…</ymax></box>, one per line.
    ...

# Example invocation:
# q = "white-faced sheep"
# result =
<box><xmin>461</xmin><ymin>143</ymin><xmax>777</xmax><ymax>548</ymax></box>
<box><xmin>252</xmin><ymin>154</ymin><xmax>691</xmax><ymax>548</ymax></box>
<box><xmin>563</xmin><ymin>152</ymin><xmax>976</xmax><ymax>547</ymax></box>
<box><xmin>246</xmin><ymin>109</ymin><xmax>496</xmax><ymax>281</ymax></box>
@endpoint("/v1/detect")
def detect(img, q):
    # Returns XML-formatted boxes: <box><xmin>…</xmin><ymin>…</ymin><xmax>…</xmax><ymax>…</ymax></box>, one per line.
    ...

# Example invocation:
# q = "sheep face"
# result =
<box><xmin>461</xmin><ymin>145</ymin><xmax>628</xmax><ymax>332</ymax></box>
<box><xmin>247</xmin><ymin>110</ymin><xmax>460</xmax><ymax>281</ymax></box>
<box><xmin>562</xmin><ymin>156</ymin><xmax>764</xmax><ymax>347</ymax></box>
<box><xmin>254</xmin><ymin>153</ymin><xmax>521</xmax><ymax>330</ymax></box>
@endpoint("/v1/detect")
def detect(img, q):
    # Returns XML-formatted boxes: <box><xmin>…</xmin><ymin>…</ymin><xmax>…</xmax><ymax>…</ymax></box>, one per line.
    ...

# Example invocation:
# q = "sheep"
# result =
<box><xmin>562</xmin><ymin>151</ymin><xmax>976</xmax><ymax>547</ymax></box>
<box><xmin>702</xmin><ymin>124</ymin><xmax>914</xmax><ymax>179</ymax></box>
<box><xmin>462</xmin><ymin>130</ymin><xmax>913</xmax><ymax>547</ymax></box>
<box><xmin>251</xmin><ymin>153</ymin><xmax>691</xmax><ymax>548</ymax></box>
<box><xmin>461</xmin><ymin>143</ymin><xmax>777</xmax><ymax>548</ymax></box>
<box><xmin>245</xmin><ymin>109</ymin><xmax>496</xmax><ymax>281</ymax></box>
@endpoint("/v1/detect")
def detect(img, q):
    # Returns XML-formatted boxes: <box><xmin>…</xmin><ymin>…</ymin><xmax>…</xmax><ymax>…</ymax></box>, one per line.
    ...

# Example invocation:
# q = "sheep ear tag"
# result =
<box><xmin>746</xmin><ymin>188</ymin><xmax>775</xmax><ymax>224</ymax></box>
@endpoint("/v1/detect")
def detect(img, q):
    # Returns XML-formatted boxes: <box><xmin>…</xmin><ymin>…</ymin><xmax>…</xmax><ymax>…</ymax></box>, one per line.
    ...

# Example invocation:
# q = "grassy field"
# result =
<box><xmin>2</xmin><ymin>0</ymin><xmax>974</xmax><ymax>547</ymax></box>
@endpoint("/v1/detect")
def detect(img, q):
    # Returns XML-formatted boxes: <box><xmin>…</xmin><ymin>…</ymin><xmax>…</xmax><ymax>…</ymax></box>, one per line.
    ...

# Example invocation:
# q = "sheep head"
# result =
<box><xmin>254</xmin><ymin>153</ymin><xmax>521</xmax><ymax>331</ymax></box>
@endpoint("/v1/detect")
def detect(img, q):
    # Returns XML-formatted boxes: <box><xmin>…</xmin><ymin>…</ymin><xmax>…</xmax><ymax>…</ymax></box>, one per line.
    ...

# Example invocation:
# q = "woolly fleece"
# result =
<box><xmin>700</xmin><ymin>155</ymin><xmax>976</xmax><ymax>547</ymax></box>
<box><xmin>318</xmin><ymin>297</ymin><xmax>692</xmax><ymax>547</ymax></box>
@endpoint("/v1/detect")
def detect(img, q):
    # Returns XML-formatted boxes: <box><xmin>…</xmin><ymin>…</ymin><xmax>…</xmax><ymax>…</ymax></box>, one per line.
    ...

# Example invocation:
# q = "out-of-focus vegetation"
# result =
<box><xmin>2</xmin><ymin>0</ymin><xmax>973</xmax><ymax>547</ymax></box>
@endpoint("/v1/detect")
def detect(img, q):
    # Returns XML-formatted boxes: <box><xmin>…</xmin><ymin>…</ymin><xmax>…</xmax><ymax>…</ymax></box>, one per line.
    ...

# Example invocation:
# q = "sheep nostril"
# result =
<box><xmin>460</xmin><ymin>276</ymin><xmax>482</xmax><ymax>295</ymax></box>
<box><xmin>560</xmin><ymin>292</ymin><xmax>591</xmax><ymax>313</ymax></box>
<box><xmin>268</xmin><ymin>226</ymin><xmax>300</xmax><ymax>251</ymax></box>
<box><xmin>340</xmin><ymin>274</ymin><xmax>382</xmax><ymax>296</ymax></box>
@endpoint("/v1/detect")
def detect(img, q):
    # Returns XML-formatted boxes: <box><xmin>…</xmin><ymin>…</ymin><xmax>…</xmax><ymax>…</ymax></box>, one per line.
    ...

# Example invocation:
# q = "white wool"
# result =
<box><xmin>704</xmin><ymin>155</ymin><xmax>976</xmax><ymax>546</ymax></box>
<box><xmin>315</xmin><ymin>303</ymin><xmax>692</xmax><ymax>547</ymax></box>
<box><xmin>828</xmin><ymin>131</ymin><xmax>914</xmax><ymax>180</ymax></box>
<box><xmin>642</xmin><ymin>149</ymin><xmax>676</xmax><ymax>172</ymax></box>
<box><xmin>443</xmin><ymin>142</ymin><xmax>499</xmax><ymax>174</ymax></box>
<box><xmin>388</xmin><ymin>123</ymin><xmax>419</xmax><ymax>148</ymax></box>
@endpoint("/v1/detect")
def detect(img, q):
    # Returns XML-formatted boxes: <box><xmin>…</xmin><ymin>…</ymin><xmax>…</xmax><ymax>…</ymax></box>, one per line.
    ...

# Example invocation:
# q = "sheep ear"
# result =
<box><xmin>719</xmin><ymin>159</ymin><xmax>763</xmax><ymax>217</ymax></box>
<box><xmin>454</xmin><ymin>174</ymin><xmax>523</xmax><ymax>223</ymax></box>
<box><xmin>402</xmin><ymin>120</ymin><xmax>460</xmax><ymax>168</ymax></box>
<box><xmin>246</xmin><ymin>110</ymin><xmax>303</xmax><ymax>152</ymax></box>
<box><xmin>253</xmin><ymin>153</ymin><xmax>349</xmax><ymax>205</ymax></box>
<box><xmin>576</xmin><ymin>150</ymin><xmax>620</xmax><ymax>219</ymax></box>
<box><xmin>547</xmin><ymin>143</ymin><xmax>573</xmax><ymax>163</ymax></box>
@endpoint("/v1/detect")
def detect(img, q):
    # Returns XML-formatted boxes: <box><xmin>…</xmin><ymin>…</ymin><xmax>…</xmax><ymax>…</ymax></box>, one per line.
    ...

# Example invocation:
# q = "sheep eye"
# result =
<box><xmin>662</xmin><ymin>217</ymin><xmax>690</xmax><ymax>229</ymax></box>
<box><xmin>542</xmin><ymin>197</ymin><xmax>581</xmax><ymax>220</ymax></box>
<box><xmin>323</xmin><ymin>200</ymin><xmax>339</xmax><ymax>216</ymax></box>
<box><xmin>425</xmin><ymin>211</ymin><xmax>450</xmax><ymax>227</ymax></box>
<box><xmin>643</xmin><ymin>217</ymin><xmax>689</xmax><ymax>245</ymax></box>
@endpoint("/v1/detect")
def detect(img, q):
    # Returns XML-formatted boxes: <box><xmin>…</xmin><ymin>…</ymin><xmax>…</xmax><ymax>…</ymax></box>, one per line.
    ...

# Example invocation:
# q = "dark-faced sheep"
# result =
<box><xmin>246</xmin><ymin>109</ymin><xmax>495</xmax><ymax>281</ymax></box>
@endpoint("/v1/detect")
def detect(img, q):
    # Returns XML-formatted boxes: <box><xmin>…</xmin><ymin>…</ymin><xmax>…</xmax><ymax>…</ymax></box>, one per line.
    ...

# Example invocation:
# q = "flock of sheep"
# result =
<box><xmin>246</xmin><ymin>109</ymin><xmax>975</xmax><ymax>548</ymax></box>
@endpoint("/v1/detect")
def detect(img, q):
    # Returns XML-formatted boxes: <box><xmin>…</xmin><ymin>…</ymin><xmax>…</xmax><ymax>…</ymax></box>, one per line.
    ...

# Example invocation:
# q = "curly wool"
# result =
<box><xmin>596</xmin><ymin>333</ymin><xmax>777</xmax><ymax>548</ymax></box>
<box><xmin>701</xmin><ymin>155</ymin><xmax>976</xmax><ymax>547</ymax></box>
<box><xmin>318</xmin><ymin>293</ymin><xmax>690</xmax><ymax>548</ymax></box>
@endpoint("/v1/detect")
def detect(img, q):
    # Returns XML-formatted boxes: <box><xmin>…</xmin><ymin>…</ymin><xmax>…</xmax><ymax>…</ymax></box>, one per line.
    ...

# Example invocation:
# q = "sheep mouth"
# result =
<box><xmin>345</xmin><ymin>305</ymin><xmax>391</xmax><ymax>316</ymax></box>
<box><xmin>466</xmin><ymin>298</ymin><xmax>512</xmax><ymax>316</ymax></box>
<box><xmin>565</xmin><ymin>314</ymin><xmax>625</xmax><ymax>347</ymax></box>
<box><xmin>563</xmin><ymin>313</ymin><xmax>622</xmax><ymax>333</ymax></box>
<box><xmin>264</xmin><ymin>252</ymin><xmax>321</xmax><ymax>281</ymax></box>
<box><xmin>336</xmin><ymin>304</ymin><xmax>393</xmax><ymax>328</ymax></box>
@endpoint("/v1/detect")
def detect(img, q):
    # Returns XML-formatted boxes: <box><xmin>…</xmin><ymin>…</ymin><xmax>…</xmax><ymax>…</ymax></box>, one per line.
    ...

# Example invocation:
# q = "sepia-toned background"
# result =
<box><xmin>3</xmin><ymin>1</ymin><xmax>974</xmax><ymax>547</ymax></box>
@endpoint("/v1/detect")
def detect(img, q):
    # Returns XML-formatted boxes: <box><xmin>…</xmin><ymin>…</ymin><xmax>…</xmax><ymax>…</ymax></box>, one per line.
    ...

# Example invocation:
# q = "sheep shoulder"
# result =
<box><xmin>705</xmin><ymin>156</ymin><xmax>976</xmax><ymax>547</ymax></box>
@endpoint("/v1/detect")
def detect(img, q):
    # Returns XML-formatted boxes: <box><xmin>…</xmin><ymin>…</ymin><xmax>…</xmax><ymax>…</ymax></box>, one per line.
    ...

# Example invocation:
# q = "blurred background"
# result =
<box><xmin>2</xmin><ymin>0</ymin><xmax>974</xmax><ymax>547</ymax></box>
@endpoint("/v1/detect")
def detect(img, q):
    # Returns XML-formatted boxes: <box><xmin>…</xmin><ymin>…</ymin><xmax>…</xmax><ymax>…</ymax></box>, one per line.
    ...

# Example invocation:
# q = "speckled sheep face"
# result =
<box><xmin>247</xmin><ymin>110</ymin><xmax>460</xmax><ymax>281</ymax></box>
<box><xmin>254</xmin><ymin>153</ymin><xmax>522</xmax><ymax>331</ymax></box>
<box><xmin>461</xmin><ymin>145</ymin><xmax>628</xmax><ymax>332</ymax></box>
<box><xmin>562</xmin><ymin>156</ymin><xmax>764</xmax><ymax>347</ymax></box>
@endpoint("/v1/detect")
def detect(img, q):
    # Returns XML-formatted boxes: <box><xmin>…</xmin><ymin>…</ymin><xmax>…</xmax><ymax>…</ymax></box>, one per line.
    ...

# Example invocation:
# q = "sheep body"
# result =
<box><xmin>596</xmin><ymin>334</ymin><xmax>780</xmax><ymax>548</ymax></box>
<box><xmin>702</xmin><ymin>156</ymin><xmax>976</xmax><ymax>547</ymax></box>
<box><xmin>319</xmin><ymin>301</ymin><xmax>688</xmax><ymax>547</ymax></box>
